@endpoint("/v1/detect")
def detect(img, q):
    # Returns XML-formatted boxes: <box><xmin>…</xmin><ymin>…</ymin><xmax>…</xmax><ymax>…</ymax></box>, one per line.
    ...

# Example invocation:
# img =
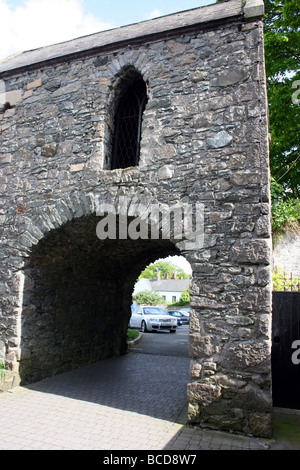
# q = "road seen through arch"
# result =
<box><xmin>130</xmin><ymin>325</ymin><xmax>189</xmax><ymax>357</ymax></box>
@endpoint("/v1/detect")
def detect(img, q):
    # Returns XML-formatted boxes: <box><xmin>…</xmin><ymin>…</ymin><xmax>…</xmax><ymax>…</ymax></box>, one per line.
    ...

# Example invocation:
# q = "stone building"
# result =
<box><xmin>0</xmin><ymin>0</ymin><xmax>273</xmax><ymax>437</ymax></box>
<box><xmin>134</xmin><ymin>276</ymin><xmax>191</xmax><ymax>304</ymax></box>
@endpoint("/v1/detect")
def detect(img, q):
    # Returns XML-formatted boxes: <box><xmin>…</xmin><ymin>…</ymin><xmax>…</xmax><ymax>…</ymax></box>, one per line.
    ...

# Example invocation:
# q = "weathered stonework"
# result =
<box><xmin>0</xmin><ymin>0</ymin><xmax>273</xmax><ymax>437</ymax></box>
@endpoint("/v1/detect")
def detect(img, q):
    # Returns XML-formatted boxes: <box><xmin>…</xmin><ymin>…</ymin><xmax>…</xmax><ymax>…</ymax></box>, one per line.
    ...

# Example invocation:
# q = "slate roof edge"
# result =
<box><xmin>0</xmin><ymin>0</ymin><xmax>264</xmax><ymax>78</ymax></box>
<box><xmin>149</xmin><ymin>279</ymin><xmax>191</xmax><ymax>292</ymax></box>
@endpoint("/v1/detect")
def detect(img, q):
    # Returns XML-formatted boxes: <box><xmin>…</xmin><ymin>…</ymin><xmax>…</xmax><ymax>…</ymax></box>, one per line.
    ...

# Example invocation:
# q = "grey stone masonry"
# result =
<box><xmin>0</xmin><ymin>0</ymin><xmax>273</xmax><ymax>438</ymax></box>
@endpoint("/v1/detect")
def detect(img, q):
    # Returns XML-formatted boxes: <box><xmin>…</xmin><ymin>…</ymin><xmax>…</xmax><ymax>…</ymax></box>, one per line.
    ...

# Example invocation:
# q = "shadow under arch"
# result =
<box><xmin>19</xmin><ymin>212</ymin><xmax>181</xmax><ymax>385</ymax></box>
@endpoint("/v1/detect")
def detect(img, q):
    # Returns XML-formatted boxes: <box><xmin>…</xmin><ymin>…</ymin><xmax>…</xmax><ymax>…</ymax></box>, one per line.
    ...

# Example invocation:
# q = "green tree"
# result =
<box><xmin>271</xmin><ymin>178</ymin><xmax>300</xmax><ymax>232</ymax></box>
<box><xmin>272</xmin><ymin>266</ymin><xmax>300</xmax><ymax>291</ymax></box>
<box><xmin>217</xmin><ymin>0</ymin><xmax>300</xmax><ymax>232</ymax></box>
<box><xmin>180</xmin><ymin>288</ymin><xmax>190</xmax><ymax>304</ymax></box>
<box><xmin>169</xmin><ymin>288</ymin><xmax>190</xmax><ymax>306</ymax></box>
<box><xmin>138</xmin><ymin>261</ymin><xmax>189</xmax><ymax>280</ymax></box>
<box><xmin>264</xmin><ymin>0</ymin><xmax>300</xmax><ymax>203</ymax></box>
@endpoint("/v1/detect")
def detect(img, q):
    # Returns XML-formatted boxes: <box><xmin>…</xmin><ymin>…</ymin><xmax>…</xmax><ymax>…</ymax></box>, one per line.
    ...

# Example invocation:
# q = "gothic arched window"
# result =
<box><xmin>111</xmin><ymin>77</ymin><xmax>147</xmax><ymax>170</ymax></box>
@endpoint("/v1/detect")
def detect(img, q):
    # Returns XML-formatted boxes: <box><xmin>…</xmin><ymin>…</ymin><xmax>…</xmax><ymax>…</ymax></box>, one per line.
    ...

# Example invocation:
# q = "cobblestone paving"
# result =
<box><xmin>0</xmin><ymin>352</ymin><xmax>298</xmax><ymax>450</ymax></box>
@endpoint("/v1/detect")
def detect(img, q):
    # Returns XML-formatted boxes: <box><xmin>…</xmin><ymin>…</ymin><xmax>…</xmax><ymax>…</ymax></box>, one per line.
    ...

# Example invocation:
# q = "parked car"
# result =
<box><xmin>167</xmin><ymin>310</ymin><xmax>183</xmax><ymax>325</ymax></box>
<box><xmin>180</xmin><ymin>313</ymin><xmax>190</xmax><ymax>324</ymax></box>
<box><xmin>168</xmin><ymin>310</ymin><xmax>189</xmax><ymax>325</ymax></box>
<box><xmin>180</xmin><ymin>308</ymin><xmax>190</xmax><ymax>316</ymax></box>
<box><xmin>129</xmin><ymin>305</ymin><xmax>177</xmax><ymax>333</ymax></box>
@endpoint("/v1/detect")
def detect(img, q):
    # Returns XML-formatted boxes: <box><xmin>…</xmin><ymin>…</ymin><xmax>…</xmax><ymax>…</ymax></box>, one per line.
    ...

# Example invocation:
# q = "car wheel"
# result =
<box><xmin>170</xmin><ymin>329</ymin><xmax>176</xmax><ymax>334</ymax></box>
<box><xmin>141</xmin><ymin>320</ymin><xmax>148</xmax><ymax>333</ymax></box>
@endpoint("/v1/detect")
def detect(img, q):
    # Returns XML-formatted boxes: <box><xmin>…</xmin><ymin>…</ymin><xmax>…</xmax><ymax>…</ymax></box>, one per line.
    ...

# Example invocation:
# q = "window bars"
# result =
<box><xmin>111</xmin><ymin>79</ymin><xmax>147</xmax><ymax>170</ymax></box>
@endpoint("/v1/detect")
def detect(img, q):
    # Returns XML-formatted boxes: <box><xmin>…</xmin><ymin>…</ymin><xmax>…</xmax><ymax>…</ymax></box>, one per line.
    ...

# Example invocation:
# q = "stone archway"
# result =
<box><xmin>0</xmin><ymin>1</ymin><xmax>273</xmax><ymax>438</ymax></box>
<box><xmin>18</xmin><ymin>201</ymin><xmax>181</xmax><ymax>384</ymax></box>
<box><xmin>10</xmin><ymin>189</ymin><xmax>273</xmax><ymax>438</ymax></box>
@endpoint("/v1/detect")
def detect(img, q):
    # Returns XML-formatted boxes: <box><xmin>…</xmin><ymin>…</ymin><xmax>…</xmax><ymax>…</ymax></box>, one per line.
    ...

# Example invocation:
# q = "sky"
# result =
<box><xmin>0</xmin><ymin>0</ymin><xmax>215</xmax><ymax>61</ymax></box>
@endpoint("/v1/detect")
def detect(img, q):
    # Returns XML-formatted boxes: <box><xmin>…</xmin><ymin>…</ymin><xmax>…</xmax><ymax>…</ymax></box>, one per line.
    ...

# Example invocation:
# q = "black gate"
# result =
<box><xmin>272</xmin><ymin>292</ymin><xmax>300</xmax><ymax>409</ymax></box>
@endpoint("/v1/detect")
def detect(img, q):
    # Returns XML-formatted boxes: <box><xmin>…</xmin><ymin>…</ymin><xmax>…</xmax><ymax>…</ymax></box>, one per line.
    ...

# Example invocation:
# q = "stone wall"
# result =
<box><xmin>0</xmin><ymin>1</ymin><xmax>273</xmax><ymax>437</ymax></box>
<box><xmin>273</xmin><ymin>230</ymin><xmax>300</xmax><ymax>277</ymax></box>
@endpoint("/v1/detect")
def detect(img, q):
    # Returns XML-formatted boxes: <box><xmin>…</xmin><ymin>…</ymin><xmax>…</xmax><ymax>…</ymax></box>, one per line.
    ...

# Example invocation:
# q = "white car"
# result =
<box><xmin>130</xmin><ymin>305</ymin><xmax>177</xmax><ymax>333</ymax></box>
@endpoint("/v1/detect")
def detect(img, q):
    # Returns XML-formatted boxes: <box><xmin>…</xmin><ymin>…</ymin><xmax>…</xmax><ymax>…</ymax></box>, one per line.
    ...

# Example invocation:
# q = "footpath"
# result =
<box><xmin>0</xmin><ymin>350</ymin><xmax>299</xmax><ymax>450</ymax></box>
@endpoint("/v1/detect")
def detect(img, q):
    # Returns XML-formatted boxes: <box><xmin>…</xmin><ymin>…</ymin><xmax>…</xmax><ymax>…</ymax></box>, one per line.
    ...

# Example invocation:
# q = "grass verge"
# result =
<box><xmin>127</xmin><ymin>329</ymin><xmax>139</xmax><ymax>340</ymax></box>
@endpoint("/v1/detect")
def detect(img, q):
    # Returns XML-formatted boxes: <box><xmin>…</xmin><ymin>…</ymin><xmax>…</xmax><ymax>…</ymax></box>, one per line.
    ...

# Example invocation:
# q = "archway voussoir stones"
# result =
<box><xmin>18</xmin><ymin>191</ymin><xmax>96</xmax><ymax>254</ymax></box>
<box><xmin>0</xmin><ymin>1</ymin><xmax>273</xmax><ymax>437</ymax></box>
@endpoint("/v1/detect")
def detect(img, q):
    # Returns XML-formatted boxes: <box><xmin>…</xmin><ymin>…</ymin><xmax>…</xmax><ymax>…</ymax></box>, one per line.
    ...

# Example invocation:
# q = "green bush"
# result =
<box><xmin>0</xmin><ymin>358</ymin><xmax>6</xmax><ymax>381</ymax></box>
<box><xmin>132</xmin><ymin>290</ymin><xmax>164</xmax><ymax>305</ymax></box>
<box><xmin>272</xmin><ymin>266</ymin><xmax>300</xmax><ymax>291</ymax></box>
<box><xmin>272</xmin><ymin>198</ymin><xmax>300</xmax><ymax>234</ymax></box>
<box><xmin>168</xmin><ymin>288</ymin><xmax>190</xmax><ymax>307</ymax></box>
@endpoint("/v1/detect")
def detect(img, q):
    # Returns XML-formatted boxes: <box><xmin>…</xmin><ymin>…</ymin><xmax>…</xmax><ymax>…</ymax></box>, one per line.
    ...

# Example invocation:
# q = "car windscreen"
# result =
<box><xmin>143</xmin><ymin>308</ymin><xmax>167</xmax><ymax>315</ymax></box>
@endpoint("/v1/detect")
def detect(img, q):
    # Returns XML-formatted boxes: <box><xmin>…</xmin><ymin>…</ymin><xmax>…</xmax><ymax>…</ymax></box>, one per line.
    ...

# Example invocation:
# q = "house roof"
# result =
<box><xmin>0</xmin><ymin>0</ymin><xmax>264</xmax><ymax>77</ymax></box>
<box><xmin>149</xmin><ymin>279</ymin><xmax>191</xmax><ymax>292</ymax></box>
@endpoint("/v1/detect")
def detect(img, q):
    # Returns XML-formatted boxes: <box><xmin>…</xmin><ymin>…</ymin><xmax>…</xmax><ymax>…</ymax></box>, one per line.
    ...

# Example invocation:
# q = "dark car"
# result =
<box><xmin>168</xmin><ymin>310</ymin><xmax>189</xmax><ymax>325</ymax></box>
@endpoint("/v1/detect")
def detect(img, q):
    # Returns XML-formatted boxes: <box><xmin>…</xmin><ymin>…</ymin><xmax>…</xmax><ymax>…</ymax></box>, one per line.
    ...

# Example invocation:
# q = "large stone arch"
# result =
<box><xmin>12</xmin><ymin>191</ymin><xmax>186</xmax><ymax>383</ymax></box>
<box><xmin>0</xmin><ymin>1</ymin><xmax>273</xmax><ymax>437</ymax></box>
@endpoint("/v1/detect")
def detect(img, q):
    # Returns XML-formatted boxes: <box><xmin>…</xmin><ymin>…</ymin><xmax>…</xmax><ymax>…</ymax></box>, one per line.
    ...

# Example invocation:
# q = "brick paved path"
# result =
<box><xmin>0</xmin><ymin>352</ymin><xmax>295</xmax><ymax>450</ymax></box>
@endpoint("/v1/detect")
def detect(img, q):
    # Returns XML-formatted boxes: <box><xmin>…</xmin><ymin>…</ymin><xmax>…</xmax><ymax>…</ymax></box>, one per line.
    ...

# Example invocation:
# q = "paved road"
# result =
<box><xmin>0</xmin><ymin>325</ymin><xmax>299</xmax><ymax>450</ymax></box>
<box><xmin>131</xmin><ymin>324</ymin><xmax>189</xmax><ymax>357</ymax></box>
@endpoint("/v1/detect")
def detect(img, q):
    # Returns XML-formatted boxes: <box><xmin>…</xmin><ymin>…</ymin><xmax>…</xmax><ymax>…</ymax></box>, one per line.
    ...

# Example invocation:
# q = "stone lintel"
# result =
<box><xmin>244</xmin><ymin>0</ymin><xmax>265</xmax><ymax>20</ymax></box>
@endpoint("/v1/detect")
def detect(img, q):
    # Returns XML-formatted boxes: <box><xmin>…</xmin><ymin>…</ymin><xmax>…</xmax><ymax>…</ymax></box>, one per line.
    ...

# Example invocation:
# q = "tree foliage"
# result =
<box><xmin>271</xmin><ymin>176</ymin><xmax>300</xmax><ymax>232</ymax></box>
<box><xmin>138</xmin><ymin>261</ymin><xmax>190</xmax><ymax>280</ymax></box>
<box><xmin>272</xmin><ymin>266</ymin><xmax>300</xmax><ymax>291</ymax></box>
<box><xmin>168</xmin><ymin>288</ymin><xmax>190</xmax><ymax>307</ymax></box>
<box><xmin>217</xmin><ymin>0</ymin><xmax>300</xmax><ymax>232</ymax></box>
<box><xmin>132</xmin><ymin>290</ymin><xmax>164</xmax><ymax>305</ymax></box>
<box><xmin>264</xmin><ymin>0</ymin><xmax>300</xmax><ymax>204</ymax></box>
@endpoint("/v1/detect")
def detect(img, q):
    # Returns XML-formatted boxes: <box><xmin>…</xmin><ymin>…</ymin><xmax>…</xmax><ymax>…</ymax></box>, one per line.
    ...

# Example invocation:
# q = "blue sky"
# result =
<box><xmin>4</xmin><ymin>0</ymin><xmax>215</xmax><ymax>28</ymax></box>
<box><xmin>74</xmin><ymin>0</ymin><xmax>215</xmax><ymax>26</ymax></box>
<box><xmin>0</xmin><ymin>0</ymin><xmax>215</xmax><ymax>60</ymax></box>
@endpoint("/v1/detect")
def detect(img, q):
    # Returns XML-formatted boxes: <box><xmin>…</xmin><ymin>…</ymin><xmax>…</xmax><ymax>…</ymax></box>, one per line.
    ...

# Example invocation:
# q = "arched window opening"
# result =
<box><xmin>111</xmin><ymin>78</ymin><xmax>147</xmax><ymax>170</ymax></box>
